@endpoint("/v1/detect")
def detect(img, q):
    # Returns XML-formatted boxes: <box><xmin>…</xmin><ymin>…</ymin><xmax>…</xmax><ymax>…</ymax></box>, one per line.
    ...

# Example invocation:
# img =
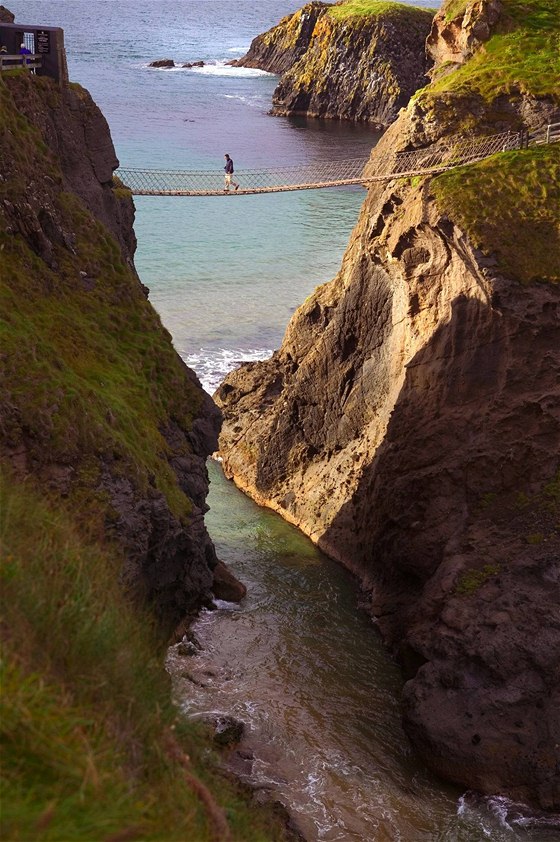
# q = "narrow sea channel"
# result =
<box><xmin>167</xmin><ymin>463</ymin><xmax>555</xmax><ymax>841</ymax></box>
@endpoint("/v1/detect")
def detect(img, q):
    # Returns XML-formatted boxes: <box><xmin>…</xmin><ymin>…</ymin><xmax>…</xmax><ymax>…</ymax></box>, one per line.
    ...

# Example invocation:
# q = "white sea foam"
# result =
<box><xmin>190</xmin><ymin>61</ymin><xmax>273</xmax><ymax>77</ymax></box>
<box><xmin>457</xmin><ymin>791</ymin><xmax>560</xmax><ymax>837</ymax></box>
<box><xmin>143</xmin><ymin>60</ymin><xmax>272</xmax><ymax>77</ymax></box>
<box><xmin>222</xmin><ymin>93</ymin><xmax>267</xmax><ymax>108</ymax></box>
<box><xmin>184</xmin><ymin>346</ymin><xmax>273</xmax><ymax>394</ymax></box>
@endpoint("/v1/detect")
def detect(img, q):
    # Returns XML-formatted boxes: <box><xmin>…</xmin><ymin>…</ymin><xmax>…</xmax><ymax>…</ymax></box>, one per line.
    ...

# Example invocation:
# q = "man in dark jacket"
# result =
<box><xmin>224</xmin><ymin>154</ymin><xmax>239</xmax><ymax>192</ymax></box>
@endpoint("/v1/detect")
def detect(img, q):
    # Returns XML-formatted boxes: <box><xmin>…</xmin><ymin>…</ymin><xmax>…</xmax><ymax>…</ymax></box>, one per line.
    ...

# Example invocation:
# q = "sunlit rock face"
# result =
<box><xmin>216</xmin><ymin>0</ymin><xmax>560</xmax><ymax>809</ymax></box>
<box><xmin>234</xmin><ymin>1</ymin><xmax>434</xmax><ymax>126</ymax></box>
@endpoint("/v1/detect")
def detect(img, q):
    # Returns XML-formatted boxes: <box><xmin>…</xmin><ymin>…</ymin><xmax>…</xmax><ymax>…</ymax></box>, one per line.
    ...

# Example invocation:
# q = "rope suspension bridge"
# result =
<box><xmin>116</xmin><ymin>125</ymin><xmax>560</xmax><ymax>197</ymax></box>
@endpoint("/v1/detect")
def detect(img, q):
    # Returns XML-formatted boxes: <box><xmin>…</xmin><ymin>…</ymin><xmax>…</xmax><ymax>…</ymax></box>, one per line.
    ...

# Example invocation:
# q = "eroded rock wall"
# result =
<box><xmin>216</xmin><ymin>0</ymin><xmax>560</xmax><ymax>809</ymax></box>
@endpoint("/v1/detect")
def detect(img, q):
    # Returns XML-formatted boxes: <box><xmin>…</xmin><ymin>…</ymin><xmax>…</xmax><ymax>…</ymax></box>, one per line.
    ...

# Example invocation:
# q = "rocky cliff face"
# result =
<box><xmin>0</xmin><ymin>73</ymin><xmax>228</xmax><ymax>631</ymax></box>
<box><xmin>234</xmin><ymin>1</ymin><xmax>434</xmax><ymax>126</ymax></box>
<box><xmin>216</xmin><ymin>0</ymin><xmax>560</xmax><ymax>810</ymax></box>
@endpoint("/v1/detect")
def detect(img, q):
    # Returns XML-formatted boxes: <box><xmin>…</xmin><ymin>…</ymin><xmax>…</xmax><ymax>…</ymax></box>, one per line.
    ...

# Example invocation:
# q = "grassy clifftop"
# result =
<box><xmin>422</xmin><ymin>0</ymin><xmax>560</xmax><ymax>105</ymax></box>
<box><xmin>432</xmin><ymin>145</ymin><xmax>560</xmax><ymax>285</ymax></box>
<box><xmin>328</xmin><ymin>0</ymin><xmax>435</xmax><ymax>21</ymax></box>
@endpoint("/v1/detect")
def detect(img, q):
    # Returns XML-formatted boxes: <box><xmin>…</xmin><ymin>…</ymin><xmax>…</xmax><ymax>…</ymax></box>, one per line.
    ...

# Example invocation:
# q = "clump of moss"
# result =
<box><xmin>455</xmin><ymin>563</ymin><xmax>500</xmax><ymax>595</ymax></box>
<box><xmin>431</xmin><ymin>145</ymin><xmax>560</xmax><ymax>284</ymax></box>
<box><xmin>422</xmin><ymin>0</ymin><xmax>560</xmax><ymax>103</ymax></box>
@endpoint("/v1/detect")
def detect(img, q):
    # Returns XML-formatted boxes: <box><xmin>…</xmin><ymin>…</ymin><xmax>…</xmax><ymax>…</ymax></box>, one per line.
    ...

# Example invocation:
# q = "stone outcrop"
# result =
<box><xmin>426</xmin><ymin>0</ymin><xmax>503</xmax><ymax>71</ymax></box>
<box><xmin>0</xmin><ymin>73</ymin><xmax>241</xmax><ymax>631</ymax></box>
<box><xmin>149</xmin><ymin>58</ymin><xmax>175</xmax><ymax>68</ymax></box>
<box><xmin>233</xmin><ymin>2</ymin><xmax>434</xmax><ymax>126</ymax></box>
<box><xmin>233</xmin><ymin>2</ymin><xmax>329</xmax><ymax>75</ymax></box>
<box><xmin>215</xmin><ymin>0</ymin><xmax>560</xmax><ymax>810</ymax></box>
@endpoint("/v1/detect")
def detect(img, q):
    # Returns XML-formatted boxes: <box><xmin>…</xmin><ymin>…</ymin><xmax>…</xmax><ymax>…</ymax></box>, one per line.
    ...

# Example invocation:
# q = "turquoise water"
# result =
<box><xmin>12</xmin><ymin>0</ymin><xmax>389</xmax><ymax>389</ymax></box>
<box><xmin>10</xmin><ymin>2</ymin><xmax>556</xmax><ymax>838</ymax></box>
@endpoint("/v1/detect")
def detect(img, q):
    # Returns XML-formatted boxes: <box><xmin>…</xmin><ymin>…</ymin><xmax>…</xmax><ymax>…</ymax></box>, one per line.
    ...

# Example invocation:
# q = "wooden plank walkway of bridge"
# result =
<box><xmin>116</xmin><ymin>126</ymin><xmax>559</xmax><ymax>197</ymax></box>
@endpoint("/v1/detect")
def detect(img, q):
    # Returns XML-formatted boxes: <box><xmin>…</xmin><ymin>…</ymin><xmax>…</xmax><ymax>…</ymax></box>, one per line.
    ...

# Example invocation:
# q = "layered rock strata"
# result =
<box><xmin>234</xmin><ymin>1</ymin><xmax>434</xmax><ymax>126</ymax></box>
<box><xmin>216</xmin><ymin>0</ymin><xmax>560</xmax><ymax>810</ymax></box>
<box><xmin>0</xmin><ymin>73</ymin><xmax>229</xmax><ymax>630</ymax></box>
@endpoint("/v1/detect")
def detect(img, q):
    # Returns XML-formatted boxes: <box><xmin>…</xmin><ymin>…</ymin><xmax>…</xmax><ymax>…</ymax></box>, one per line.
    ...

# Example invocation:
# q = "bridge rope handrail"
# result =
<box><xmin>116</xmin><ymin>126</ymin><xmax>559</xmax><ymax>197</ymax></box>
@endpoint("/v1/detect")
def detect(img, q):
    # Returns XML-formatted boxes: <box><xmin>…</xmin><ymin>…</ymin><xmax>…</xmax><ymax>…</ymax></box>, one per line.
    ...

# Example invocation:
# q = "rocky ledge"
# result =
<box><xmin>215</xmin><ymin>0</ymin><xmax>560</xmax><ymax>810</ymax></box>
<box><xmin>233</xmin><ymin>1</ymin><xmax>434</xmax><ymax>126</ymax></box>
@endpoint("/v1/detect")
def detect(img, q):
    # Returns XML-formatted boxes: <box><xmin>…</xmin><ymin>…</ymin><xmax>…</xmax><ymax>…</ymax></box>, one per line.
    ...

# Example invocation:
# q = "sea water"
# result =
<box><xmin>10</xmin><ymin>2</ymin><xmax>558</xmax><ymax>839</ymax></box>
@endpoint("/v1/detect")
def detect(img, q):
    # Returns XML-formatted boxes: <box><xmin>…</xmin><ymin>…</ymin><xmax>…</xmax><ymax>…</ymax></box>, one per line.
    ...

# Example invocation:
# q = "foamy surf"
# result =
<box><xmin>184</xmin><ymin>346</ymin><xmax>273</xmax><ymax>394</ymax></box>
<box><xmin>457</xmin><ymin>791</ymin><xmax>560</xmax><ymax>838</ymax></box>
<box><xmin>190</xmin><ymin>61</ymin><xmax>273</xmax><ymax>77</ymax></box>
<box><xmin>144</xmin><ymin>60</ymin><xmax>273</xmax><ymax>77</ymax></box>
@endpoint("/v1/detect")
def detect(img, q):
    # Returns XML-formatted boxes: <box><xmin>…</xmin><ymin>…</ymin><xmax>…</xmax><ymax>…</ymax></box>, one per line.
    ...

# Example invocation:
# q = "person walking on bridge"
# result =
<box><xmin>224</xmin><ymin>154</ymin><xmax>239</xmax><ymax>192</ymax></box>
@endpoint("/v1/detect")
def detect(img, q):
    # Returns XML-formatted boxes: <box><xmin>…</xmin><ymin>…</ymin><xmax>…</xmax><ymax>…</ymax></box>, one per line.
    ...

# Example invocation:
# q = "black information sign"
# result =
<box><xmin>36</xmin><ymin>30</ymin><xmax>50</xmax><ymax>54</ymax></box>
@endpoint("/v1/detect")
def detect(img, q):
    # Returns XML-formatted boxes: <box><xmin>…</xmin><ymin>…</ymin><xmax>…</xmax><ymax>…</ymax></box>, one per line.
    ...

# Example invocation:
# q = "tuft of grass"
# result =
<box><xmin>455</xmin><ymin>563</ymin><xmax>500</xmax><ymax>595</ymax></box>
<box><xmin>431</xmin><ymin>145</ymin><xmax>560</xmax><ymax>284</ymax></box>
<box><xmin>329</xmin><ymin>0</ymin><xmax>435</xmax><ymax>21</ymax></box>
<box><xmin>423</xmin><ymin>0</ymin><xmax>560</xmax><ymax>103</ymax></box>
<box><xmin>443</xmin><ymin>0</ymin><xmax>469</xmax><ymax>21</ymax></box>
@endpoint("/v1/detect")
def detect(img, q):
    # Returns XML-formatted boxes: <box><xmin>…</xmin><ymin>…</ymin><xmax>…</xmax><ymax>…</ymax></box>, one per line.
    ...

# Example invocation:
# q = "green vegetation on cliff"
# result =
<box><xmin>0</xmin><ymin>74</ymin><xmax>202</xmax><ymax>524</ymax></box>
<box><xmin>425</xmin><ymin>0</ymin><xmax>560</xmax><ymax>103</ymax></box>
<box><xmin>0</xmin><ymin>473</ymin><xmax>290</xmax><ymax>841</ymax></box>
<box><xmin>0</xmin><ymin>74</ymin><xmax>291</xmax><ymax>840</ymax></box>
<box><xmin>432</xmin><ymin>145</ymin><xmax>560</xmax><ymax>284</ymax></box>
<box><xmin>328</xmin><ymin>0</ymin><xmax>435</xmax><ymax>20</ymax></box>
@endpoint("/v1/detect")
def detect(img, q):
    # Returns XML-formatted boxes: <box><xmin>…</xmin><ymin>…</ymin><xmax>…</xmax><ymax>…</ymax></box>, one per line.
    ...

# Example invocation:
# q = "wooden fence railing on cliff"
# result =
<box><xmin>116</xmin><ymin>125</ymin><xmax>560</xmax><ymax>197</ymax></box>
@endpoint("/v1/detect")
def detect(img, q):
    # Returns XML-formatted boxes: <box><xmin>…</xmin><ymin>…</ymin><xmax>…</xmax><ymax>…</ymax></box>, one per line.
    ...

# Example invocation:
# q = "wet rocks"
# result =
<box><xmin>213</xmin><ymin>716</ymin><xmax>245</xmax><ymax>747</ymax></box>
<box><xmin>212</xmin><ymin>559</ymin><xmax>247</xmax><ymax>603</ymax></box>
<box><xmin>149</xmin><ymin>58</ymin><xmax>175</xmax><ymax>68</ymax></box>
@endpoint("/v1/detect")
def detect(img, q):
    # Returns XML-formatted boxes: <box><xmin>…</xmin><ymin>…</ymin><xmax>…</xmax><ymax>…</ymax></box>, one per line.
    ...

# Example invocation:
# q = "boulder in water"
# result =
<box><xmin>212</xmin><ymin>559</ymin><xmax>247</xmax><ymax>602</ymax></box>
<box><xmin>213</xmin><ymin>715</ymin><xmax>245</xmax><ymax>747</ymax></box>
<box><xmin>149</xmin><ymin>58</ymin><xmax>175</xmax><ymax>68</ymax></box>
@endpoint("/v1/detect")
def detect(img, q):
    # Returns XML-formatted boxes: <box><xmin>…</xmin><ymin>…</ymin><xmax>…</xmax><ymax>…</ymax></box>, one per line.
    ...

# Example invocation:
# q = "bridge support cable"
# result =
<box><xmin>116</xmin><ymin>128</ymin><xmax>557</xmax><ymax>197</ymax></box>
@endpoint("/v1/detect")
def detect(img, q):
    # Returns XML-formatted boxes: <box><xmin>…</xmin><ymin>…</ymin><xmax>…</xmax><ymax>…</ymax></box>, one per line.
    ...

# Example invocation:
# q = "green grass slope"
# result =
<box><xmin>432</xmin><ymin>145</ymin><xmax>560</xmax><ymax>284</ymax></box>
<box><xmin>410</xmin><ymin>0</ymin><xmax>560</xmax><ymax>285</ymax></box>
<box><xmin>0</xmin><ymin>74</ymin><xmax>201</xmax><ymax>525</ymax></box>
<box><xmin>422</xmin><ymin>0</ymin><xmax>560</xmax><ymax>108</ymax></box>
<box><xmin>0</xmin><ymin>74</ymin><xmax>291</xmax><ymax>840</ymax></box>
<box><xmin>0</xmin><ymin>473</ymin><xmax>291</xmax><ymax>841</ymax></box>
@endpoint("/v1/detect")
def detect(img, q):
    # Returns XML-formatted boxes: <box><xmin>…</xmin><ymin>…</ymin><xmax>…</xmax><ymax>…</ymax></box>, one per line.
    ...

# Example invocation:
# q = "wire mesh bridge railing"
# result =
<box><xmin>116</xmin><ymin>127</ymin><xmax>558</xmax><ymax>197</ymax></box>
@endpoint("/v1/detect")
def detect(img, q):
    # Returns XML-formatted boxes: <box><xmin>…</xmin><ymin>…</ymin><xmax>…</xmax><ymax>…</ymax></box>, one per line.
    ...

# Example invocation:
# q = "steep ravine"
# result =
<box><xmin>216</xmin><ymin>0</ymin><xmax>560</xmax><ymax>811</ymax></box>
